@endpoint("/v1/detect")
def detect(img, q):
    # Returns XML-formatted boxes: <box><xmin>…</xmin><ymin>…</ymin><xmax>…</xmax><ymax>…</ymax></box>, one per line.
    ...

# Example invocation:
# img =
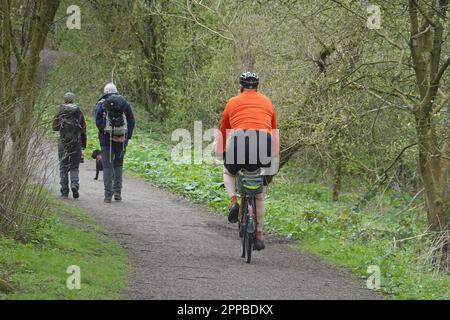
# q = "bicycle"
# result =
<box><xmin>236</xmin><ymin>169</ymin><xmax>265</xmax><ymax>263</ymax></box>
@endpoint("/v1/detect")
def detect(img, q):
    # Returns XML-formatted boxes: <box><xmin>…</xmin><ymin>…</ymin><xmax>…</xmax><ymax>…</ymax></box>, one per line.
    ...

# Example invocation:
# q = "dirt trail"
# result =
<box><xmin>45</xmin><ymin>144</ymin><xmax>380</xmax><ymax>300</ymax></box>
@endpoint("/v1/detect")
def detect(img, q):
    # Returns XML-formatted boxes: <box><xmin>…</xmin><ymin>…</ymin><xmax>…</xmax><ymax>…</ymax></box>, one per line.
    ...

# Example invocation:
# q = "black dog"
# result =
<box><xmin>91</xmin><ymin>149</ymin><xmax>103</xmax><ymax>180</ymax></box>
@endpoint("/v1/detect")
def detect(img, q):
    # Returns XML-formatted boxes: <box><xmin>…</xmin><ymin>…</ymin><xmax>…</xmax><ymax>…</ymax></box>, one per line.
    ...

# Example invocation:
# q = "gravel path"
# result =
<box><xmin>45</xmin><ymin>147</ymin><xmax>380</xmax><ymax>300</ymax></box>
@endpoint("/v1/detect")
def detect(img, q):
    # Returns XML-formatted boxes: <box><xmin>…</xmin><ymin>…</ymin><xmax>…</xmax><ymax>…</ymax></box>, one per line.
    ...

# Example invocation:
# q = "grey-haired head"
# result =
<box><xmin>104</xmin><ymin>83</ymin><xmax>118</xmax><ymax>94</ymax></box>
<box><xmin>64</xmin><ymin>92</ymin><xmax>76</xmax><ymax>103</ymax></box>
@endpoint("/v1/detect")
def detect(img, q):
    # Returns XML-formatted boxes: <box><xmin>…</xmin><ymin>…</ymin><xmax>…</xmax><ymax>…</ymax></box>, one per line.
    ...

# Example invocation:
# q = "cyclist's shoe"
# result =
<box><xmin>104</xmin><ymin>197</ymin><xmax>112</xmax><ymax>204</ymax></box>
<box><xmin>228</xmin><ymin>197</ymin><xmax>239</xmax><ymax>223</ymax></box>
<box><xmin>72</xmin><ymin>187</ymin><xmax>80</xmax><ymax>199</ymax></box>
<box><xmin>254</xmin><ymin>231</ymin><xmax>265</xmax><ymax>251</ymax></box>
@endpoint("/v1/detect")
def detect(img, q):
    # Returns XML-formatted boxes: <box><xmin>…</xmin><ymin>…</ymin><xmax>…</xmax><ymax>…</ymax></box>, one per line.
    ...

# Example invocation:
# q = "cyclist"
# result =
<box><xmin>215</xmin><ymin>72</ymin><xmax>278</xmax><ymax>251</ymax></box>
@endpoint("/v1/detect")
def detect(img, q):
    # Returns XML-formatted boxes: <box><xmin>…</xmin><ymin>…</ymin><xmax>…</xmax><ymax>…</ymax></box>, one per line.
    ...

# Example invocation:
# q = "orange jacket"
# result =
<box><xmin>216</xmin><ymin>90</ymin><xmax>278</xmax><ymax>154</ymax></box>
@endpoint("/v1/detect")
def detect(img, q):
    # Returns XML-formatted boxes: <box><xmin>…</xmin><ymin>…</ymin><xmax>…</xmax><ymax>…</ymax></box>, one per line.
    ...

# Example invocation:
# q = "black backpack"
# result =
<box><xmin>103</xmin><ymin>95</ymin><xmax>128</xmax><ymax>137</ymax></box>
<box><xmin>59</xmin><ymin>104</ymin><xmax>82</xmax><ymax>146</ymax></box>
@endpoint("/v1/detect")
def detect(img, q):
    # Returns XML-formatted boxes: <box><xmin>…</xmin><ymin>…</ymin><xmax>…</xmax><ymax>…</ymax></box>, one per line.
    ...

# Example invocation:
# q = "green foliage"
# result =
<box><xmin>127</xmin><ymin>137</ymin><xmax>228</xmax><ymax>210</ymax></box>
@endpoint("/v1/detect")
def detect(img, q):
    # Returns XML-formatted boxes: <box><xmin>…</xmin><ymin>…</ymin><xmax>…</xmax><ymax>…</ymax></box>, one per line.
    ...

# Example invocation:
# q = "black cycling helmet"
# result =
<box><xmin>239</xmin><ymin>72</ymin><xmax>259</xmax><ymax>89</ymax></box>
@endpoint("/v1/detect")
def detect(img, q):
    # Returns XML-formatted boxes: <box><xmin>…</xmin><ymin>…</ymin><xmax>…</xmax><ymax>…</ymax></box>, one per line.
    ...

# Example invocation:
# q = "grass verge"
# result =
<box><xmin>0</xmin><ymin>196</ymin><xmax>128</xmax><ymax>300</ymax></box>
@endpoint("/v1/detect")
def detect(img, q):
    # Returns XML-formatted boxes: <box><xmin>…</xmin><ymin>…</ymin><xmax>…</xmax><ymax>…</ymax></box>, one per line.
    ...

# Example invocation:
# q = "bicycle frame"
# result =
<box><xmin>239</xmin><ymin>192</ymin><xmax>258</xmax><ymax>263</ymax></box>
<box><xmin>236</xmin><ymin>169</ymin><xmax>264</xmax><ymax>263</ymax></box>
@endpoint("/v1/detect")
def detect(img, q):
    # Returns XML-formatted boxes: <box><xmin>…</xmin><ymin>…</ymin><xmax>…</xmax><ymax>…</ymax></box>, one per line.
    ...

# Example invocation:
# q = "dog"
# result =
<box><xmin>91</xmin><ymin>149</ymin><xmax>103</xmax><ymax>180</ymax></box>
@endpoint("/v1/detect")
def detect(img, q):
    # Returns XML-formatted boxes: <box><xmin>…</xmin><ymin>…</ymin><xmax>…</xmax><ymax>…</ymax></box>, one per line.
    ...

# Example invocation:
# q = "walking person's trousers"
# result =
<box><xmin>58</xmin><ymin>143</ymin><xmax>82</xmax><ymax>196</ymax></box>
<box><xmin>101</xmin><ymin>142</ymin><xmax>125</xmax><ymax>198</ymax></box>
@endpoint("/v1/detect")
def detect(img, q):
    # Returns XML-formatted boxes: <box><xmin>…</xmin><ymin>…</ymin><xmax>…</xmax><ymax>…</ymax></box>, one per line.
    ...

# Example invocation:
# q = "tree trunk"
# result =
<box><xmin>9</xmin><ymin>0</ymin><xmax>60</xmax><ymax>163</ymax></box>
<box><xmin>332</xmin><ymin>150</ymin><xmax>343</xmax><ymax>202</ymax></box>
<box><xmin>416</xmin><ymin>121</ymin><xmax>447</xmax><ymax>227</ymax></box>
<box><xmin>0</xmin><ymin>0</ymin><xmax>13</xmax><ymax>161</ymax></box>
<box><xmin>408</xmin><ymin>0</ymin><xmax>450</xmax><ymax>270</ymax></box>
<box><xmin>131</xmin><ymin>0</ymin><xmax>167</xmax><ymax>119</ymax></box>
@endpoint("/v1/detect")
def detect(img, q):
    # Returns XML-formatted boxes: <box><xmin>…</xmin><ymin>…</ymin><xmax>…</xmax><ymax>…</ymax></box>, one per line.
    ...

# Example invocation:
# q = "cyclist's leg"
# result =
<box><xmin>254</xmin><ymin>187</ymin><xmax>267</xmax><ymax>250</ymax></box>
<box><xmin>224</xmin><ymin>167</ymin><xmax>240</xmax><ymax>223</ymax></box>
<box><xmin>255</xmin><ymin>186</ymin><xmax>267</xmax><ymax>234</ymax></box>
<box><xmin>223</xmin><ymin>168</ymin><xmax>237</xmax><ymax>199</ymax></box>
<box><xmin>223</xmin><ymin>133</ymin><xmax>240</xmax><ymax>200</ymax></box>
<box><xmin>223</xmin><ymin>139</ymin><xmax>240</xmax><ymax>205</ymax></box>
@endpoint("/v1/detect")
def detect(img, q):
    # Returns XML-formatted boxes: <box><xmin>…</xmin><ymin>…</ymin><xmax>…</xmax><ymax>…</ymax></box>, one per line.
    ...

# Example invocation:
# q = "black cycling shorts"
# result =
<box><xmin>223</xmin><ymin>130</ymin><xmax>272</xmax><ymax>184</ymax></box>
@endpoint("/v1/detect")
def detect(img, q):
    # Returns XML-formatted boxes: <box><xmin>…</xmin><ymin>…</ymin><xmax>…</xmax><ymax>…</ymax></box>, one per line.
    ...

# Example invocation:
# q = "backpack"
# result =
<box><xmin>59</xmin><ymin>104</ymin><xmax>82</xmax><ymax>146</ymax></box>
<box><xmin>103</xmin><ymin>95</ymin><xmax>128</xmax><ymax>137</ymax></box>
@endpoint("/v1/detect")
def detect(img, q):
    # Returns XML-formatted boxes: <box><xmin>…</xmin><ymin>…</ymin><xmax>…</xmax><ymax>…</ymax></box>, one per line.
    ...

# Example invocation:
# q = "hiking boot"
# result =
<box><xmin>254</xmin><ymin>231</ymin><xmax>265</xmax><ymax>251</ymax></box>
<box><xmin>228</xmin><ymin>203</ymin><xmax>239</xmax><ymax>223</ymax></box>
<box><xmin>61</xmin><ymin>194</ymin><xmax>69</xmax><ymax>199</ymax></box>
<box><xmin>104</xmin><ymin>197</ymin><xmax>112</xmax><ymax>204</ymax></box>
<box><xmin>72</xmin><ymin>187</ymin><xmax>79</xmax><ymax>199</ymax></box>
<box><xmin>114</xmin><ymin>192</ymin><xmax>122</xmax><ymax>201</ymax></box>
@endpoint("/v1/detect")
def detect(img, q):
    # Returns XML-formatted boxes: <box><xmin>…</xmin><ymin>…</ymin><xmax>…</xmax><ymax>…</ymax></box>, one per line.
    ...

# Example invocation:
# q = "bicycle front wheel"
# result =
<box><xmin>246</xmin><ymin>232</ymin><xmax>253</xmax><ymax>263</ymax></box>
<box><xmin>240</xmin><ymin>228</ymin><xmax>246</xmax><ymax>258</ymax></box>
